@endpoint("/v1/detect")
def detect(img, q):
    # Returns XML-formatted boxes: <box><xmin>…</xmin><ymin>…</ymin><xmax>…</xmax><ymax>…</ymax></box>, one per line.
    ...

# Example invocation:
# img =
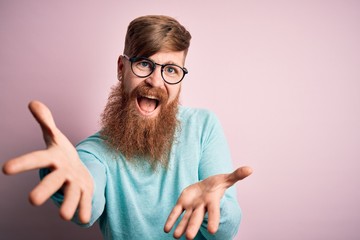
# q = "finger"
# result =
<box><xmin>2</xmin><ymin>150</ymin><xmax>52</xmax><ymax>175</ymax></box>
<box><xmin>207</xmin><ymin>201</ymin><xmax>220</xmax><ymax>234</ymax></box>
<box><xmin>164</xmin><ymin>205</ymin><xmax>183</xmax><ymax>233</ymax></box>
<box><xmin>59</xmin><ymin>183</ymin><xmax>81</xmax><ymax>221</ymax></box>
<box><xmin>77</xmin><ymin>188</ymin><xmax>93</xmax><ymax>224</ymax></box>
<box><xmin>174</xmin><ymin>209</ymin><xmax>192</xmax><ymax>239</ymax></box>
<box><xmin>186</xmin><ymin>206</ymin><xmax>205</xmax><ymax>239</ymax></box>
<box><xmin>28</xmin><ymin>100</ymin><xmax>58</xmax><ymax>144</ymax></box>
<box><xmin>29</xmin><ymin>170</ymin><xmax>65</xmax><ymax>206</ymax></box>
<box><xmin>226</xmin><ymin>166</ymin><xmax>253</xmax><ymax>186</ymax></box>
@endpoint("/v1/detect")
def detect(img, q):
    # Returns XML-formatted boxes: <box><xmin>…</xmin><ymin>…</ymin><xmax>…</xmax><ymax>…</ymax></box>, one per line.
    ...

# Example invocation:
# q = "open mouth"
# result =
<box><xmin>136</xmin><ymin>95</ymin><xmax>161</xmax><ymax>116</ymax></box>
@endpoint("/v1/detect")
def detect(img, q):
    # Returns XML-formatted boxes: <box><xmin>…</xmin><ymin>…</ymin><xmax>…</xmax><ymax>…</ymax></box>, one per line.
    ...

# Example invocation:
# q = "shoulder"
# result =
<box><xmin>76</xmin><ymin>132</ymin><xmax>105</xmax><ymax>149</ymax></box>
<box><xmin>177</xmin><ymin>106</ymin><xmax>224</xmax><ymax>144</ymax></box>
<box><xmin>75</xmin><ymin>132</ymin><xmax>111</xmax><ymax>161</ymax></box>
<box><xmin>178</xmin><ymin>105</ymin><xmax>220</xmax><ymax>126</ymax></box>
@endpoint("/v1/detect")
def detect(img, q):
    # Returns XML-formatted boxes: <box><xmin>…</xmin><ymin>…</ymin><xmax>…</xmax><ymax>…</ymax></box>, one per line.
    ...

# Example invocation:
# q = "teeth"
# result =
<box><xmin>143</xmin><ymin>95</ymin><xmax>158</xmax><ymax>100</ymax></box>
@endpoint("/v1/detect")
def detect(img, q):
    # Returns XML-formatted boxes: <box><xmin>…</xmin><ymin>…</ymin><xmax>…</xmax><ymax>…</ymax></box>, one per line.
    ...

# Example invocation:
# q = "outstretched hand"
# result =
<box><xmin>164</xmin><ymin>166</ymin><xmax>252</xmax><ymax>239</ymax></box>
<box><xmin>2</xmin><ymin>101</ymin><xmax>93</xmax><ymax>223</ymax></box>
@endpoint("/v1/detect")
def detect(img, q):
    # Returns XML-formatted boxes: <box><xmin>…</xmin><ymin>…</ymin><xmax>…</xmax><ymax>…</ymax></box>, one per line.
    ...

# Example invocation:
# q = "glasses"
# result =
<box><xmin>123</xmin><ymin>54</ymin><xmax>188</xmax><ymax>85</ymax></box>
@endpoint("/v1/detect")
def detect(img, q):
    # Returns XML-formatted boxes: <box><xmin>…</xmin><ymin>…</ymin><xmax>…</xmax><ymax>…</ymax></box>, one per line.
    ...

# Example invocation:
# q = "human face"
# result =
<box><xmin>118</xmin><ymin>51</ymin><xmax>186</xmax><ymax>118</ymax></box>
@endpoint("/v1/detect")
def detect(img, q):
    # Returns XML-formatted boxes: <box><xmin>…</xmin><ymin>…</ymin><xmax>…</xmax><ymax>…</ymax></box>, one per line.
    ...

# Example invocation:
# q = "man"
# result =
<box><xmin>3</xmin><ymin>15</ymin><xmax>252</xmax><ymax>239</ymax></box>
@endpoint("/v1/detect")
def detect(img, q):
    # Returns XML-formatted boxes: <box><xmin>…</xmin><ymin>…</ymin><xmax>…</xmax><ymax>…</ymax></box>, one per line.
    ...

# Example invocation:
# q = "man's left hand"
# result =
<box><xmin>164</xmin><ymin>166</ymin><xmax>252</xmax><ymax>239</ymax></box>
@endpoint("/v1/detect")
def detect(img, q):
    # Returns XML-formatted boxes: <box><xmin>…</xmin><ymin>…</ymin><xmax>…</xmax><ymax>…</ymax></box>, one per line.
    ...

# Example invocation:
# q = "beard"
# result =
<box><xmin>100</xmin><ymin>81</ymin><xmax>180</xmax><ymax>169</ymax></box>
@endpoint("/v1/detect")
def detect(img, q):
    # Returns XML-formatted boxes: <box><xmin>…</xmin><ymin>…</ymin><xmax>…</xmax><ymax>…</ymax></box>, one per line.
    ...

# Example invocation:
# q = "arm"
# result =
<box><xmin>75</xmin><ymin>141</ymin><xmax>107</xmax><ymax>227</ymax></box>
<box><xmin>197</xmin><ymin>112</ymin><xmax>246</xmax><ymax>239</ymax></box>
<box><xmin>2</xmin><ymin>101</ymin><xmax>94</xmax><ymax>224</ymax></box>
<box><xmin>164</xmin><ymin>111</ymin><xmax>252</xmax><ymax>239</ymax></box>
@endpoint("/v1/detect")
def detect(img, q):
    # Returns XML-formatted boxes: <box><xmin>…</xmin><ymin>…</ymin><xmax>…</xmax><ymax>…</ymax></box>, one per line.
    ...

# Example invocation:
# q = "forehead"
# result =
<box><xmin>147</xmin><ymin>51</ymin><xmax>186</xmax><ymax>66</ymax></box>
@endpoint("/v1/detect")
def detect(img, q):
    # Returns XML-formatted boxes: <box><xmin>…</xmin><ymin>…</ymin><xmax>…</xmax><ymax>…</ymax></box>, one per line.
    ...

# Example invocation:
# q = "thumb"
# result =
<box><xmin>226</xmin><ymin>166</ymin><xmax>253</xmax><ymax>186</ymax></box>
<box><xmin>28</xmin><ymin>100</ymin><xmax>58</xmax><ymax>145</ymax></box>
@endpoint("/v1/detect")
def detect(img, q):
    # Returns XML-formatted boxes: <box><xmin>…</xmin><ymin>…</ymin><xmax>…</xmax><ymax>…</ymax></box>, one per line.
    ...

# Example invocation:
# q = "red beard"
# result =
<box><xmin>100</xmin><ymin>82</ymin><xmax>179</xmax><ymax>169</ymax></box>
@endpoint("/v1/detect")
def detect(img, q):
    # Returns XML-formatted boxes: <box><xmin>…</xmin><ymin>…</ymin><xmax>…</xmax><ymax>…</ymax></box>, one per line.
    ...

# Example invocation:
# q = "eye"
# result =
<box><xmin>166</xmin><ymin>67</ymin><xmax>175</xmax><ymax>74</ymax></box>
<box><xmin>136</xmin><ymin>60</ymin><xmax>152</xmax><ymax>69</ymax></box>
<box><xmin>164</xmin><ymin>65</ymin><xmax>180</xmax><ymax>75</ymax></box>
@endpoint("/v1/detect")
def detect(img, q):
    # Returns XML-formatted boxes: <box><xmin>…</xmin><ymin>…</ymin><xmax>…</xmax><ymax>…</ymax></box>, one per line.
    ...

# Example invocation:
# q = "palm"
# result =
<box><xmin>164</xmin><ymin>167</ymin><xmax>252</xmax><ymax>239</ymax></box>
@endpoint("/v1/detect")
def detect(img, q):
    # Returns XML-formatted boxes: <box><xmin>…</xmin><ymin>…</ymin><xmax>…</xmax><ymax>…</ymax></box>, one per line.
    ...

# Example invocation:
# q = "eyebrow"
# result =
<box><xmin>146</xmin><ymin>57</ymin><xmax>182</xmax><ymax>67</ymax></box>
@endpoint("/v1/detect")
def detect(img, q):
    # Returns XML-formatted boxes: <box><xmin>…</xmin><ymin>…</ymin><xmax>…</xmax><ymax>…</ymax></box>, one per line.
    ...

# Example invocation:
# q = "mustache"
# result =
<box><xmin>130</xmin><ymin>83</ymin><xmax>169</xmax><ymax>104</ymax></box>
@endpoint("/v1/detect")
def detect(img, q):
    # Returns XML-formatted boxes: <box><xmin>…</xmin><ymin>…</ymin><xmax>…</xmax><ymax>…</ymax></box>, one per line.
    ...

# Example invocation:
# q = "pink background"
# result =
<box><xmin>1</xmin><ymin>1</ymin><xmax>360</xmax><ymax>239</ymax></box>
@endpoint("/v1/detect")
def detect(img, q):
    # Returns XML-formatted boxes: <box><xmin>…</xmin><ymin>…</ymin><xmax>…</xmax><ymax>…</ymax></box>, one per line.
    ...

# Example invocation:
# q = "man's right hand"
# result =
<box><xmin>2</xmin><ymin>101</ymin><xmax>93</xmax><ymax>223</ymax></box>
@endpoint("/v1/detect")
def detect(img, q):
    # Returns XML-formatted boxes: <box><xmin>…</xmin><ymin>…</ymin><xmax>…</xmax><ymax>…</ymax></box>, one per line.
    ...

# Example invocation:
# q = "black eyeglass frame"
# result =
<box><xmin>123</xmin><ymin>54</ymin><xmax>188</xmax><ymax>85</ymax></box>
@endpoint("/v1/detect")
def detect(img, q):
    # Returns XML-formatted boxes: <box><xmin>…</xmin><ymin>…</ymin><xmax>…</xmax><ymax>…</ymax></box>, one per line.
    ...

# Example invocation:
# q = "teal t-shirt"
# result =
<box><xmin>47</xmin><ymin>106</ymin><xmax>242</xmax><ymax>239</ymax></box>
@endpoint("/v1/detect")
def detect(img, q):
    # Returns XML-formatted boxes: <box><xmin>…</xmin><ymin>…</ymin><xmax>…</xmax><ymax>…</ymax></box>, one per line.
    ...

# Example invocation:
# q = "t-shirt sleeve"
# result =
<box><xmin>74</xmin><ymin>136</ymin><xmax>107</xmax><ymax>227</ymax></box>
<box><xmin>198</xmin><ymin>111</ymin><xmax>242</xmax><ymax>239</ymax></box>
<box><xmin>76</xmin><ymin>147</ymin><xmax>107</xmax><ymax>227</ymax></box>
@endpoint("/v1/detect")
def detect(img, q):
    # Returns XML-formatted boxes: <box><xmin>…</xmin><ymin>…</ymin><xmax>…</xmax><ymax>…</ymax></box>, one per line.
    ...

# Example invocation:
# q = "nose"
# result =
<box><xmin>145</xmin><ymin>65</ymin><xmax>164</xmax><ymax>88</ymax></box>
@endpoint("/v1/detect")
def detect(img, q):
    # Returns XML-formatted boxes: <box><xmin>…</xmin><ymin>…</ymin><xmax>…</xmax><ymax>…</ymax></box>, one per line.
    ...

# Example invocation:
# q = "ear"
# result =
<box><xmin>117</xmin><ymin>55</ymin><xmax>124</xmax><ymax>81</ymax></box>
